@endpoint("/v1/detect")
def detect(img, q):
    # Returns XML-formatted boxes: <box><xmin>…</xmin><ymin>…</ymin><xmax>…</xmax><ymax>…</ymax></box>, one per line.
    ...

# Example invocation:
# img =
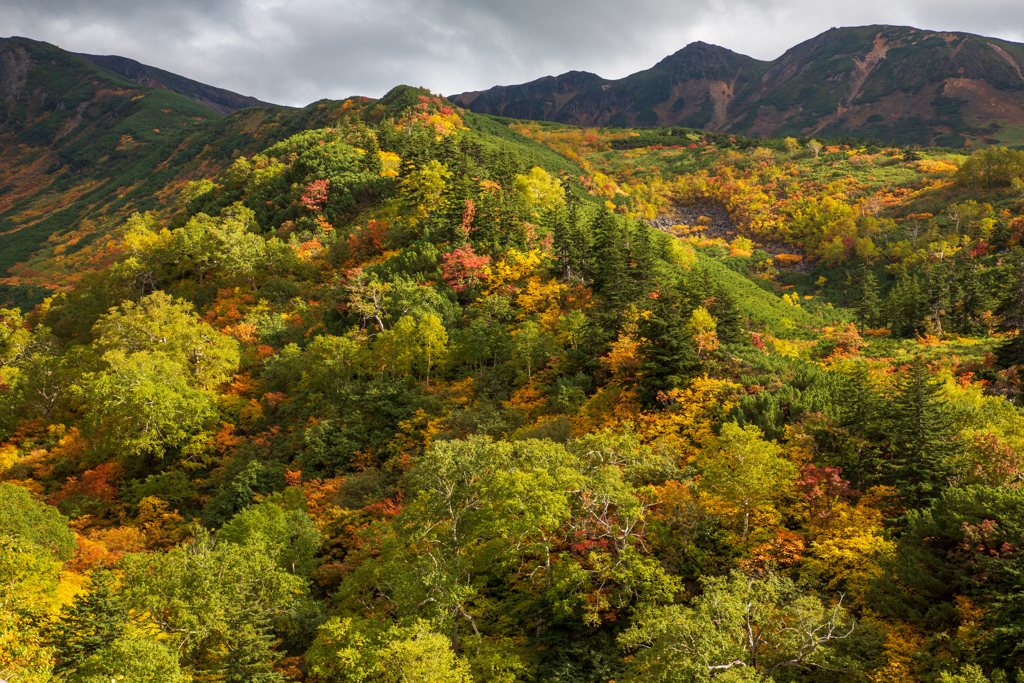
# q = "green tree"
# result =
<box><xmin>72</xmin><ymin>631</ymin><xmax>190</xmax><ymax>683</ymax></box>
<box><xmin>590</xmin><ymin>205</ymin><xmax>630</xmax><ymax>312</ymax></box>
<box><xmin>695</xmin><ymin>423</ymin><xmax>796</xmax><ymax>543</ymax></box>
<box><xmin>856</xmin><ymin>265</ymin><xmax>880</xmax><ymax>333</ymax></box>
<box><xmin>169</xmin><ymin>204</ymin><xmax>271</xmax><ymax>288</ymax></box>
<box><xmin>121</xmin><ymin>530</ymin><xmax>309</xmax><ymax>680</ymax></box>
<box><xmin>307</xmin><ymin>617</ymin><xmax>473</xmax><ymax>683</ymax></box>
<box><xmin>92</xmin><ymin>290</ymin><xmax>239</xmax><ymax>389</ymax></box>
<box><xmin>885</xmin><ymin>356</ymin><xmax>959</xmax><ymax>508</ymax></box>
<box><xmin>514</xmin><ymin>166</ymin><xmax>565</xmax><ymax>213</ymax></box>
<box><xmin>0</xmin><ymin>483</ymin><xmax>76</xmax><ymax>561</ymax></box>
<box><xmin>887</xmin><ymin>272</ymin><xmax>925</xmax><ymax>338</ymax></box>
<box><xmin>47</xmin><ymin>571</ymin><xmax>127</xmax><ymax>677</ymax></box>
<box><xmin>995</xmin><ymin>248</ymin><xmax>1024</xmax><ymax>366</ymax></box>
<box><xmin>875</xmin><ymin>486</ymin><xmax>1024</xmax><ymax>670</ymax></box>
<box><xmin>639</xmin><ymin>277</ymin><xmax>700</xmax><ymax>405</ymax></box>
<box><xmin>619</xmin><ymin>571</ymin><xmax>854</xmax><ymax>682</ymax></box>
<box><xmin>218</xmin><ymin>500</ymin><xmax>323</xmax><ymax>576</ymax></box>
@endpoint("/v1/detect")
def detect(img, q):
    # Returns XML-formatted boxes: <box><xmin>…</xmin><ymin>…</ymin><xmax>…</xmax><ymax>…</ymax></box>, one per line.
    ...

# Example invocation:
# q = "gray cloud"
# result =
<box><xmin>4</xmin><ymin>0</ymin><xmax>1024</xmax><ymax>106</ymax></box>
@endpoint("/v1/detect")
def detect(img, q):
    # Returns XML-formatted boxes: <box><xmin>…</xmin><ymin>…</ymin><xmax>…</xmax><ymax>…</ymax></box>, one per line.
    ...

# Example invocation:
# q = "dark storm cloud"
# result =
<box><xmin>4</xmin><ymin>0</ymin><xmax>1024</xmax><ymax>107</ymax></box>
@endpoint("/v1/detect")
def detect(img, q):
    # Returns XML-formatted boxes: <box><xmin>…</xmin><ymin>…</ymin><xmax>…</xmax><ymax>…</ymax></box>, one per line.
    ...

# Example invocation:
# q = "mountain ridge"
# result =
<box><xmin>451</xmin><ymin>24</ymin><xmax>1024</xmax><ymax>147</ymax></box>
<box><xmin>75</xmin><ymin>52</ymin><xmax>277</xmax><ymax>115</ymax></box>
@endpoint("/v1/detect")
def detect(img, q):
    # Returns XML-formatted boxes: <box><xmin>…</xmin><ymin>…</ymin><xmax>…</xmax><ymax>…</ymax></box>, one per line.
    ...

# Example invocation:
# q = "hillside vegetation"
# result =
<box><xmin>2</xmin><ymin>85</ymin><xmax>1024</xmax><ymax>683</ymax></box>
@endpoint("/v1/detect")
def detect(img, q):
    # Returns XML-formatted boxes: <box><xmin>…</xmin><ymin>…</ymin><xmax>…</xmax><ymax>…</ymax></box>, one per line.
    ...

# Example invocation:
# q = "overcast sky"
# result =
<box><xmin>5</xmin><ymin>0</ymin><xmax>1024</xmax><ymax>107</ymax></box>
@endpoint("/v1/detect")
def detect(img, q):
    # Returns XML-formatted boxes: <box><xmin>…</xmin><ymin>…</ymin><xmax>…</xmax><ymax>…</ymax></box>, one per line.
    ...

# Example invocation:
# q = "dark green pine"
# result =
<box><xmin>834</xmin><ymin>365</ymin><xmax>887</xmax><ymax>492</ymax></box>
<box><xmin>590</xmin><ymin>205</ymin><xmax>629</xmax><ymax>313</ymax></box>
<box><xmin>855</xmin><ymin>265</ymin><xmax>880</xmax><ymax>334</ymax></box>
<box><xmin>885</xmin><ymin>356</ymin><xmax>959</xmax><ymax>508</ymax></box>
<box><xmin>886</xmin><ymin>272</ymin><xmax>925</xmax><ymax>338</ymax></box>
<box><xmin>710</xmin><ymin>286</ymin><xmax>745</xmax><ymax>345</ymax></box>
<box><xmin>48</xmin><ymin>570</ymin><xmax>128</xmax><ymax>675</ymax></box>
<box><xmin>627</xmin><ymin>221</ymin><xmax>657</xmax><ymax>300</ymax></box>
<box><xmin>638</xmin><ymin>275</ymin><xmax>700</xmax><ymax>406</ymax></box>
<box><xmin>995</xmin><ymin>248</ymin><xmax>1024</xmax><ymax>366</ymax></box>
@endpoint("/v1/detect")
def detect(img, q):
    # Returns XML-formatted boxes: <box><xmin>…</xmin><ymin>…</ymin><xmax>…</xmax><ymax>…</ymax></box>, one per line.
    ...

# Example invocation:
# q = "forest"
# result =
<box><xmin>2</xmin><ymin>85</ymin><xmax>1024</xmax><ymax>683</ymax></box>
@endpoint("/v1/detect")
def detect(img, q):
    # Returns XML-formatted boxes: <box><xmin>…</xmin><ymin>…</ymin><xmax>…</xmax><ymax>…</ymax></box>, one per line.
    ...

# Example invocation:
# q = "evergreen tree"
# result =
<box><xmin>885</xmin><ymin>356</ymin><xmax>959</xmax><ymax>508</ymax></box>
<box><xmin>638</xmin><ymin>276</ymin><xmax>700</xmax><ymax>406</ymax></box>
<box><xmin>627</xmin><ymin>221</ymin><xmax>657</xmax><ymax>300</ymax></box>
<box><xmin>219</xmin><ymin>627</ymin><xmax>286</xmax><ymax>683</ymax></box>
<box><xmin>832</xmin><ymin>365</ymin><xmax>886</xmax><ymax>492</ymax></box>
<box><xmin>996</xmin><ymin>248</ymin><xmax>1024</xmax><ymax>366</ymax></box>
<box><xmin>590</xmin><ymin>205</ymin><xmax>630</xmax><ymax>313</ymax></box>
<box><xmin>489</xmin><ymin>147</ymin><xmax>524</xmax><ymax>191</ymax></box>
<box><xmin>361</xmin><ymin>134</ymin><xmax>384</xmax><ymax>175</ymax></box>
<box><xmin>709</xmin><ymin>286</ymin><xmax>745</xmax><ymax>345</ymax></box>
<box><xmin>48</xmin><ymin>570</ymin><xmax>128</xmax><ymax>676</ymax></box>
<box><xmin>887</xmin><ymin>272</ymin><xmax>925</xmax><ymax>338</ymax></box>
<box><xmin>566</xmin><ymin>199</ymin><xmax>591</xmax><ymax>282</ymax></box>
<box><xmin>950</xmin><ymin>254</ymin><xmax>986</xmax><ymax>335</ymax></box>
<box><xmin>550</xmin><ymin>205</ymin><xmax>572</xmax><ymax>280</ymax></box>
<box><xmin>922</xmin><ymin>260</ymin><xmax>951</xmax><ymax>335</ymax></box>
<box><xmin>855</xmin><ymin>265</ymin><xmax>880</xmax><ymax>334</ymax></box>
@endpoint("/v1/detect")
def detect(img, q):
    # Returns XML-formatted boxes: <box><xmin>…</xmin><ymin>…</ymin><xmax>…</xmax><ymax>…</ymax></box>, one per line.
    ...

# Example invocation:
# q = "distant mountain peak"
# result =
<box><xmin>452</xmin><ymin>24</ymin><xmax>1024</xmax><ymax>147</ymax></box>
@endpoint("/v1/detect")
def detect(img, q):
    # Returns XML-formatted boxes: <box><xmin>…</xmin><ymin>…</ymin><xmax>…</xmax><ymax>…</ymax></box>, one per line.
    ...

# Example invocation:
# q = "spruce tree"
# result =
<box><xmin>627</xmin><ymin>221</ymin><xmax>657</xmax><ymax>300</ymax></box>
<box><xmin>855</xmin><ymin>265</ymin><xmax>880</xmax><ymax>334</ymax></box>
<box><xmin>922</xmin><ymin>260</ymin><xmax>951</xmax><ymax>336</ymax></box>
<box><xmin>565</xmin><ymin>199</ymin><xmax>591</xmax><ymax>282</ymax></box>
<box><xmin>950</xmin><ymin>254</ymin><xmax>986</xmax><ymax>335</ymax></box>
<box><xmin>885</xmin><ymin>356</ymin><xmax>959</xmax><ymax>508</ymax></box>
<box><xmin>834</xmin><ymin>365</ymin><xmax>886</xmax><ymax>491</ymax></box>
<box><xmin>887</xmin><ymin>272</ymin><xmax>925</xmax><ymax>338</ymax></box>
<box><xmin>48</xmin><ymin>570</ymin><xmax>128</xmax><ymax>676</ymax></box>
<box><xmin>710</xmin><ymin>286</ymin><xmax>745</xmax><ymax>345</ymax></box>
<box><xmin>638</xmin><ymin>275</ymin><xmax>700</xmax><ymax>406</ymax></box>
<box><xmin>590</xmin><ymin>205</ymin><xmax>629</xmax><ymax>313</ymax></box>
<box><xmin>996</xmin><ymin>248</ymin><xmax>1024</xmax><ymax>365</ymax></box>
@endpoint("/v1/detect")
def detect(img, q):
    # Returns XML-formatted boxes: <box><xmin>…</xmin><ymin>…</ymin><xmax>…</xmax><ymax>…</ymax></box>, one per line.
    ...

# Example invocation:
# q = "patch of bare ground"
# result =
<box><xmin>647</xmin><ymin>202</ymin><xmax>814</xmax><ymax>272</ymax></box>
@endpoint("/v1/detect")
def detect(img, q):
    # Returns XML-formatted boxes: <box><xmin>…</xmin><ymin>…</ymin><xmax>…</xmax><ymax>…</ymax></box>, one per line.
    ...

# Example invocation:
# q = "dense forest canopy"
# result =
<box><xmin>2</xmin><ymin>86</ymin><xmax>1024</xmax><ymax>683</ymax></box>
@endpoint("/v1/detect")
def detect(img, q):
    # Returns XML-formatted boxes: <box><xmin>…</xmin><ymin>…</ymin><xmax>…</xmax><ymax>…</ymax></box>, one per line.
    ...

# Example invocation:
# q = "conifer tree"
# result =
<box><xmin>566</xmin><ymin>199</ymin><xmax>591</xmax><ymax>282</ymax></box>
<box><xmin>639</xmin><ymin>276</ymin><xmax>699</xmax><ymax>406</ymax></box>
<box><xmin>48</xmin><ymin>570</ymin><xmax>128</xmax><ymax>676</ymax></box>
<box><xmin>855</xmin><ymin>265</ymin><xmax>880</xmax><ymax>334</ymax></box>
<box><xmin>833</xmin><ymin>365</ymin><xmax>886</xmax><ymax>491</ymax></box>
<box><xmin>996</xmin><ymin>248</ymin><xmax>1024</xmax><ymax>365</ymax></box>
<box><xmin>950</xmin><ymin>254</ymin><xmax>986</xmax><ymax>334</ymax></box>
<box><xmin>885</xmin><ymin>356</ymin><xmax>959</xmax><ymax>508</ymax></box>
<box><xmin>628</xmin><ymin>221</ymin><xmax>657</xmax><ymax>300</ymax></box>
<box><xmin>887</xmin><ymin>272</ymin><xmax>925</xmax><ymax>338</ymax></box>
<box><xmin>361</xmin><ymin>134</ymin><xmax>384</xmax><ymax>175</ymax></box>
<box><xmin>551</xmin><ymin>205</ymin><xmax>572</xmax><ymax>280</ymax></box>
<box><xmin>590</xmin><ymin>205</ymin><xmax>629</xmax><ymax>313</ymax></box>
<box><xmin>710</xmin><ymin>286</ymin><xmax>745</xmax><ymax>345</ymax></box>
<box><xmin>922</xmin><ymin>261</ymin><xmax>951</xmax><ymax>335</ymax></box>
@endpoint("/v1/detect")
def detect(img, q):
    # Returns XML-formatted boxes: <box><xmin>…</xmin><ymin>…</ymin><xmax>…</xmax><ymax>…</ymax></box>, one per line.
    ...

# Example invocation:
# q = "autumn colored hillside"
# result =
<box><xmin>3</xmin><ymin>77</ymin><xmax>1024</xmax><ymax>683</ymax></box>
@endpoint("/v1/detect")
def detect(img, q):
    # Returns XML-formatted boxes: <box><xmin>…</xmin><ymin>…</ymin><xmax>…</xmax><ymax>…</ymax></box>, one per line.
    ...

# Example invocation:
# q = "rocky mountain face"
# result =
<box><xmin>452</xmin><ymin>25</ymin><xmax>1024</xmax><ymax>147</ymax></box>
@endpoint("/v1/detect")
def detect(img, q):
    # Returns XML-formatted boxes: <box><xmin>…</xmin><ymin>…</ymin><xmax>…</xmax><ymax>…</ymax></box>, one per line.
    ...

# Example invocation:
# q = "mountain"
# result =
<box><xmin>0</xmin><ymin>36</ymin><xmax>572</xmax><ymax>308</ymax></box>
<box><xmin>452</xmin><ymin>25</ymin><xmax>1024</xmax><ymax>148</ymax></box>
<box><xmin>75</xmin><ymin>53</ymin><xmax>275</xmax><ymax>115</ymax></box>
<box><xmin>0</xmin><ymin>36</ymin><xmax>343</xmax><ymax>307</ymax></box>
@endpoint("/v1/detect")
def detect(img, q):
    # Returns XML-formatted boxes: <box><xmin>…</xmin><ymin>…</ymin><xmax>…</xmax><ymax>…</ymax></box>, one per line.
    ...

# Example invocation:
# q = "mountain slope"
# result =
<box><xmin>0</xmin><ymin>39</ymin><xmax>577</xmax><ymax>308</ymax></box>
<box><xmin>452</xmin><ymin>25</ymin><xmax>1024</xmax><ymax>147</ymax></box>
<box><xmin>0</xmin><ymin>37</ymin><xmax>339</xmax><ymax>306</ymax></box>
<box><xmin>76</xmin><ymin>53</ymin><xmax>276</xmax><ymax>114</ymax></box>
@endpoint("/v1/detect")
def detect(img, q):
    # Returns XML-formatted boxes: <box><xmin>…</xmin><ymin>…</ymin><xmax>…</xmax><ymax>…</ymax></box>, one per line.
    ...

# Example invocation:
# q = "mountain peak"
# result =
<box><xmin>453</xmin><ymin>24</ymin><xmax>1024</xmax><ymax>146</ymax></box>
